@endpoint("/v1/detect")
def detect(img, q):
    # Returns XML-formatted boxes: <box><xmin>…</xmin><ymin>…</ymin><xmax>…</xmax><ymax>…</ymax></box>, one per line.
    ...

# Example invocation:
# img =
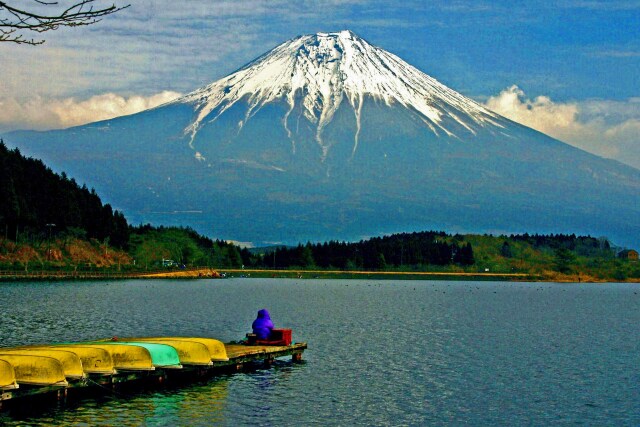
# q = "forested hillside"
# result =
<box><xmin>128</xmin><ymin>225</ymin><xmax>252</xmax><ymax>269</ymax></box>
<box><xmin>252</xmin><ymin>232</ymin><xmax>475</xmax><ymax>270</ymax></box>
<box><xmin>248</xmin><ymin>232</ymin><xmax>636</xmax><ymax>281</ymax></box>
<box><xmin>0</xmin><ymin>141</ymin><xmax>129</xmax><ymax>247</ymax></box>
<box><xmin>0</xmin><ymin>141</ymin><xmax>251</xmax><ymax>271</ymax></box>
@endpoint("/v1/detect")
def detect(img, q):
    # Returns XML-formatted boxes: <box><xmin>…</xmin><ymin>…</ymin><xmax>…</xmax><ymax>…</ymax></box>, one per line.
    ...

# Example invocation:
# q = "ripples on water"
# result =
<box><xmin>0</xmin><ymin>279</ymin><xmax>639</xmax><ymax>425</ymax></box>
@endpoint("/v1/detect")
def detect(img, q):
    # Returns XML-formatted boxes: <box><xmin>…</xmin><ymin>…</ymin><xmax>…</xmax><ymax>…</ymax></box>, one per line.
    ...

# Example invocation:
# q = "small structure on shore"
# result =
<box><xmin>618</xmin><ymin>249</ymin><xmax>639</xmax><ymax>260</ymax></box>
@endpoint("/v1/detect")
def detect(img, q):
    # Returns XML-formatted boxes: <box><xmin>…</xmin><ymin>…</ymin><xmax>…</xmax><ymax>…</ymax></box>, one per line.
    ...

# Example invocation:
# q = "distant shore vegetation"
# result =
<box><xmin>0</xmin><ymin>140</ymin><xmax>638</xmax><ymax>282</ymax></box>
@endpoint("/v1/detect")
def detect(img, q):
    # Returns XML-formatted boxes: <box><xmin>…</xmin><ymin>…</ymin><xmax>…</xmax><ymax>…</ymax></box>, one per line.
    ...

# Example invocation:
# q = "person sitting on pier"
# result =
<box><xmin>252</xmin><ymin>309</ymin><xmax>274</xmax><ymax>340</ymax></box>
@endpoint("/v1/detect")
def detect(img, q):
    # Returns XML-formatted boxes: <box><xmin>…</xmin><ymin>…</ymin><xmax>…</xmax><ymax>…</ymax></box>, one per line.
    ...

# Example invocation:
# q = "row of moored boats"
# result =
<box><xmin>0</xmin><ymin>337</ymin><xmax>229</xmax><ymax>389</ymax></box>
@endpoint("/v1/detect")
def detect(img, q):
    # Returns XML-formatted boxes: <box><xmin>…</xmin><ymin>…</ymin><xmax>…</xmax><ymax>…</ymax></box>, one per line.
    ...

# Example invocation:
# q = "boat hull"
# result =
<box><xmin>64</xmin><ymin>344</ymin><xmax>155</xmax><ymax>371</ymax></box>
<box><xmin>0</xmin><ymin>349</ymin><xmax>84</xmax><ymax>379</ymax></box>
<box><xmin>49</xmin><ymin>346</ymin><xmax>116</xmax><ymax>375</ymax></box>
<box><xmin>0</xmin><ymin>355</ymin><xmax>68</xmax><ymax>386</ymax></box>
<box><xmin>0</xmin><ymin>359</ymin><xmax>18</xmax><ymax>390</ymax></box>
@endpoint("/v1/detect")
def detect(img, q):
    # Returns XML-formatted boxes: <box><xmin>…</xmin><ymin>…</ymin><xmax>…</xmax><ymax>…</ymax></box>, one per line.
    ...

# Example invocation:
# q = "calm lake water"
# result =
<box><xmin>0</xmin><ymin>278</ymin><xmax>639</xmax><ymax>426</ymax></box>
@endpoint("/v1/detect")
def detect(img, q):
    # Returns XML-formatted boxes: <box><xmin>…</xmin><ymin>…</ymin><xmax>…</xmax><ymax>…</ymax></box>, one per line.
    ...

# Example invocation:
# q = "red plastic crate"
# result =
<box><xmin>246</xmin><ymin>328</ymin><xmax>293</xmax><ymax>346</ymax></box>
<box><xmin>271</xmin><ymin>328</ymin><xmax>292</xmax><ymax>345</ymax></box>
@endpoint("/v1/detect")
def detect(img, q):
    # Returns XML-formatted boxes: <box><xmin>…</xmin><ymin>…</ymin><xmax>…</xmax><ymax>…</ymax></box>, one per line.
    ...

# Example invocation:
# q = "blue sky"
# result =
<box><xmin>1</xmin><ymin>0</ymin><xmax>639</xmax><ymax>166</ymax></box>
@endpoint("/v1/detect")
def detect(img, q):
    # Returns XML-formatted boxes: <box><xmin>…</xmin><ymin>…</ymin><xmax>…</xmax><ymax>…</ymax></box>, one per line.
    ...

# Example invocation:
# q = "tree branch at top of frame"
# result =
<box><xmin>0</xmin><ymin>0</ymin><xmax>129</xmax><ymax>45</ymax></box>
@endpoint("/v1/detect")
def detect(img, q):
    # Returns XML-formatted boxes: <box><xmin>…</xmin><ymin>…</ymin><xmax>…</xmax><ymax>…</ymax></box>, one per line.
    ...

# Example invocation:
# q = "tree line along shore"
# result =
<box><xmin>1</xmin><ymin>230</ymin><xmax>638</xmax><ymax>282</ymax></box>
<box><xmin>1</xmin><ymin>141</ymin><xmax>638</xmax><ymax>282</ymax></box>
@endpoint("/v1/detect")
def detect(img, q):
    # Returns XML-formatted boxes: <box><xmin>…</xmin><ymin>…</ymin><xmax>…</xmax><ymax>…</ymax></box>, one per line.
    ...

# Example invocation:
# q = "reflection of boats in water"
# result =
<box><xmin>0</xmin><ymin>336</ymin><xmax>306</xmax><ymax>406</ymax></box>
<box><xmin>18</xmin><ymin>373</ymin><xmax>234</xmax><ymax>426</ymax></box>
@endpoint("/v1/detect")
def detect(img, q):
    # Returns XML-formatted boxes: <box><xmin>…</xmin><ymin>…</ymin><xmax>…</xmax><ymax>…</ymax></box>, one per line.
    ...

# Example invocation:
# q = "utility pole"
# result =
<box><xmin>46</xmin><ymin>224</ymin><xmax>56</xmax><ymax>261</ymax></box>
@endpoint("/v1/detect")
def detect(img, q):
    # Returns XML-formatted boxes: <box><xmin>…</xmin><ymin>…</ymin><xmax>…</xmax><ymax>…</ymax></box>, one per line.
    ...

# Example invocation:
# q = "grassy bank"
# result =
<box><xmin>217</xmin><ymin>268</ymin><xmax>638</xmax><ymax>283</ymax></box>
<box><xmin>3</xmin><ymin>267</ymin><xmax>638</xmax><ymax>283</ymax></box>
<box><xmin>1</xmin><ymin>230</ymin><xmax>639</xmax><ymax>283</ymax></box>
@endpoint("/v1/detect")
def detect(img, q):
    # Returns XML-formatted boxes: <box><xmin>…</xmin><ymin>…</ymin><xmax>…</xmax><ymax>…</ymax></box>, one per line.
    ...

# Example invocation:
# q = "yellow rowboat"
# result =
<box><xmin>119</xmin><ymin>338</ymin><xmax>213</xmax><ymax>366</ymax></box>
<box><xmin>47</xmin><ymin>346</ymin><xmax>116</xmax><ymax>375</ymax></box>
<box><xmin>62</xmin><ymin>344</ymin><xmax>155</xmax><ymax>371</ymax></box>
<box><xmin>0</xmin><ymin>359</ymin><xmax>18</xmax><ymax>390</ymax></box>
<box><xmin>0</xmin><ymin>355</ymin><xmax>68</xmax><ymax>386</ymax></box>
<box><xmin>130</xmin><ymin>337</ymin><xmax>229</xmax><ymax>362</ymax></box>
<box><xmin>0</xmin><ymin>349</ymin><xmax>84</xmax><ymax>379</ymax></box>
<box><xmin>9</xmin><ymin>345</ymin><xmax>116</xmax><ymax>376</ymax></box>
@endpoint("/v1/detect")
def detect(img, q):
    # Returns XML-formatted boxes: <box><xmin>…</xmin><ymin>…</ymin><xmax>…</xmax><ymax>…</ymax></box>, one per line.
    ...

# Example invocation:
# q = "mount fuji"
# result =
<box><xmin>5</xmin><ymin>31</ymin><xmax>640</xmax><ymax>246</ymax></box>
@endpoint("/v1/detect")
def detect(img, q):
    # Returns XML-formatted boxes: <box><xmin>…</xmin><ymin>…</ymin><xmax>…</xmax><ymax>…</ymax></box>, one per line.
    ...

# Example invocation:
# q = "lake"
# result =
<box><xmin>0</xmin><ymin>279</ymin><xmax>639</xmax><ymax>425</ymax></box>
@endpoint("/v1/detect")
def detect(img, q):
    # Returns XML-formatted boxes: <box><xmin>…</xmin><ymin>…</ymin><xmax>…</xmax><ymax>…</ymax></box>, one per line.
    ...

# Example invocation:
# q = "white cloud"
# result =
<box><xmin>0</xmin><ymin>91</ymin><xmax>181</xmax><ymax>132</ymax></box>
<box><xmin>485</xmin><ymin>85</ymin><xmax>581</xmax><ymax>138</ymax></box>
<box><xmin>485</xmin><ymin>86</ymin><xmax>640</xmax><ymax>169</ymax></box>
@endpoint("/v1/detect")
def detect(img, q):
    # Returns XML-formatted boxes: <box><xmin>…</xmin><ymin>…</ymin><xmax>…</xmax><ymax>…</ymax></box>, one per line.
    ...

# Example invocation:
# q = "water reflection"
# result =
<box><xmin>0</xmin><ymin>375</ymin><xmax>231</xmax><ymax>426</ymax></box>
<box><xmin>171</xmin><ymin>378</ymin><xmax>229</xmax><ymax>426</ymax></box>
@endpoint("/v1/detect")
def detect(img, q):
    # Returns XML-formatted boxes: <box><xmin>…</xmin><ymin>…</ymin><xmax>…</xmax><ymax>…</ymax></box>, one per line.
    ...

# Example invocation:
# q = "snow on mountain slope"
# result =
<box><xmin>178</xmin><ymin>30</ymin><xmax>503</xmax><ymax>160</ymax></box>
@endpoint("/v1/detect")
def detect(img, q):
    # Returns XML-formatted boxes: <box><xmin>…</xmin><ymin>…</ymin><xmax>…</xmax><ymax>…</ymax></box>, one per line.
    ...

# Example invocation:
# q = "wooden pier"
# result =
<box><xmin>0</xmin><ymin>341</ymin><xmax>307</xmax><ymax>407</ymax></box>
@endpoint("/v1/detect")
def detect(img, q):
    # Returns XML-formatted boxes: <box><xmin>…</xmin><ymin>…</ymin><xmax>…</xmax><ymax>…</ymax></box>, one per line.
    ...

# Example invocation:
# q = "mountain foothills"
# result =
<box><xmin>0</xmin><ymin>141</ymin><xmax>248</xmax><ymax>269</ymax></box>
<box><xmin>0</xmin><ymin>142</ymin><xmax>128</xmax><ymax>247</ymax></box>
<box><xmin>0</xmin><ymin>140</ymin><xmax>638</xmax><ymax>281</ymax></box>
<box><xmin>3</xmin><ymin>31</ymin><xmax>640</xmax><ymax>247</ymax></box>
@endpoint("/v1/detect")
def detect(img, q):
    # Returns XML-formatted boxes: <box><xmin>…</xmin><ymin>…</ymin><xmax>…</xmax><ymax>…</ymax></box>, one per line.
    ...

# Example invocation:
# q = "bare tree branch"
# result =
<box><xmin>0</xmin><ymin>1</ymin><xmax>129</xmax><ymax>45</ymax></box>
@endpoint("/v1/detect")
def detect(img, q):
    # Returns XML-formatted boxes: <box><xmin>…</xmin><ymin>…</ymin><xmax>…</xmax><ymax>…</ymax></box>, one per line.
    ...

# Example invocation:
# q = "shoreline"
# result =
<box><xmin>0</xmin><ymin>268</ymin><xmax>638</xmax><ymax>283</ymax></box>
<box><xmin>0</xmin><ymin>268</ymin><xmax>220</xmax><ymax>281</ymax></box>
<box><xmin>219</xmin><ymin>269</ymin><xmax>640</xmax><ymax>283</ymax></box>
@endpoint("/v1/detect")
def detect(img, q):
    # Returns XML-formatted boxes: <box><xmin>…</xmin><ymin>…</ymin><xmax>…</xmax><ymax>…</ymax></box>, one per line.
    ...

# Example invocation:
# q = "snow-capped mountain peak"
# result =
<box><xmin>179</xmin><ymin>30</ymin><xmax>502</xmax><ymax>157</ymax></box>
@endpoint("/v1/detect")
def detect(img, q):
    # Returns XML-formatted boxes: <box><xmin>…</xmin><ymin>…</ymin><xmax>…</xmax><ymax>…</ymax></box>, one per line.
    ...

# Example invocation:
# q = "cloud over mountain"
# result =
<box><xmin>485</xmin><ymin>86</ymin><xmax>640</xmax><ymax>169</ymax></box>
<box><xmin>0</xmin><ymin>91</ymin><xmax>181</xmax><ymax>132</ymax></box>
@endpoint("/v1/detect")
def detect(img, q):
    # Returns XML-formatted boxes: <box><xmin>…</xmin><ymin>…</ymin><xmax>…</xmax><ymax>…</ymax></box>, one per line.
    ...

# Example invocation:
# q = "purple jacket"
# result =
<box><xmin>252</xmin><ymin>309</ymin><xmax>274</xmax><ymax>339</ymax></box>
